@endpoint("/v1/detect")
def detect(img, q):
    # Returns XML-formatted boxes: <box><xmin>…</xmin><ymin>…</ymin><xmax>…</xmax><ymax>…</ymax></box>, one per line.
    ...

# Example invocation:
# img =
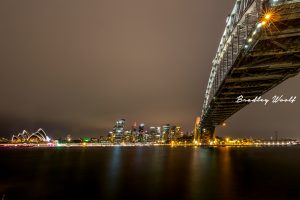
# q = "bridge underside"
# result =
<box><xmin>201</xmin><ymin>3</ymin><xmax>300</xmax><ymax>137</ymax></box>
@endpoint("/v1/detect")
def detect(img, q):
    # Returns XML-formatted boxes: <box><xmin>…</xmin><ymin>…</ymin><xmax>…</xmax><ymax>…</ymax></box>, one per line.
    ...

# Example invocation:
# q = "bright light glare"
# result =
<box><xmin>265</xmin><ymin>13</ymin><xmax>272</xmax><ymax>20</ymax></box>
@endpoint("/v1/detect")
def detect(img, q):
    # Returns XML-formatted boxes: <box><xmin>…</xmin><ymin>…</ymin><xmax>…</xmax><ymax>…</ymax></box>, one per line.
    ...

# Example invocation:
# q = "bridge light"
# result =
<box><xmin>245</xmin><ymin>45</ymin><xmax>249</xmax><ymax>48</ymax></box>
<box><xmin>261</xmin><ymin>21</ymin><xmax>267</xmax><ymax>26</ymax></box>
<box><xmin>248</xmin><ymin>38</ymin><xmax>252</xmax><ymax>43</ymax></box>
<box><xmin>252</xmin><ymin>30</ymin><xmax>256</xmax><ymax>36</ymax></box>
<box><xmin>265</xmin><ymin>13</ymin><xmax>272</xmax><ymax>20</ymax></box>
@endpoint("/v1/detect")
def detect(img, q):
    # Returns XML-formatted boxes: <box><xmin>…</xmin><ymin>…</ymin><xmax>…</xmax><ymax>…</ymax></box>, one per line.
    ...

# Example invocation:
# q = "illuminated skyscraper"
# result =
<box><xmin>132</xmin><ymin>122</ymin><xmax>137</xmax><ymax>133</ymax></box>
<box><xmin>175</xmin><ymin>126</ymin><xmax>182</xmax><ymax>138</ymax></box>
<box><xmin>139</xmin><ymin>123</ymin><xmax>145</xmax><ymax>133</ymax></box>
<box><xmin>156</xmin><ymin>127</ymin><xmax>161</xmax><ymax>137</ymax></box>
<box><xmin>131</xmin><ymin>122</ymin><xmax>138</xmax><ymax>142</ymax></box>
<box><xmin>137</xmin><ymin>123</ymin><xmax>145</xmax><ymax>142</ymax></box>
<box><xmin>149</xmin><ymin>126</ymin><xmax>161</xmax><ymax>142</ymax></box>
<box><xmin>162</xmin><ymin>124</ymin><xmax>170</xmax><ymax>142</ymax></box>
<box><xmin>113</xmin><ymin>119</ymin><xmax>126</xmax><ymax>143</ymax></box>
<box><xmin>170</xmin><ymin>126</ymin><xmax>176</xmax><ymax>140</ymax></box>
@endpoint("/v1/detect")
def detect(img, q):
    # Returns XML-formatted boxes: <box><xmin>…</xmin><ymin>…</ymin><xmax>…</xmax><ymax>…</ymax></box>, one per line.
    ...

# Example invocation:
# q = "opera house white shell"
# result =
<box><xmin>11</xmin><ymin>128</ymin><xmax>50</xmax><ymax>143</ymax></box>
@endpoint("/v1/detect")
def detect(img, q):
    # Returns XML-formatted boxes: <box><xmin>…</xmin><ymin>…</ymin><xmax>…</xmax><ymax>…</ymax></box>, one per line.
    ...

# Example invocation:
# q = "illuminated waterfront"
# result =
<box><xmin>1</xmin><ymin>146</ymin><xmax>300</xmax><ymax>200</ymax></box>
<box><xmin>3</xmin><ymin>125</ymin><xmax>298</xmax><ymax>148</ymax></box>
<box><xmin>0</xmin><ymin>140</ymin><xmax>298</xmax><ymax>148</ymax></box>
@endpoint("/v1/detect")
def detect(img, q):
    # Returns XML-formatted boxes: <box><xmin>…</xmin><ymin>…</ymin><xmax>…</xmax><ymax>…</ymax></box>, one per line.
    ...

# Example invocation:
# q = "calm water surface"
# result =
<box><xmin>0</xmin><ymin>146</ymin><xmax>300</xmax><ymax>200</ymax></box>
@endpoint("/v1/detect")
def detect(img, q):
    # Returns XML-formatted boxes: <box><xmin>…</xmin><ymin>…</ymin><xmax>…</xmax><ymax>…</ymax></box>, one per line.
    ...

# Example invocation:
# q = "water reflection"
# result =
<box><xmin>1</xmin><ymin>147</ymin><xmax>300</xmax><ymax>200</ymax></box>
<box><xmin>104</xmin><ymin>147</ymin><xmax>122</xmax><ymax>199</ymax></box>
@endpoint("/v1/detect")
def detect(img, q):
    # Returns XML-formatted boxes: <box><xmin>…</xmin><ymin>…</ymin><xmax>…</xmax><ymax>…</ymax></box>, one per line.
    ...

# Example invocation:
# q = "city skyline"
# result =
<box><xmin>1</xmin><ymin>0</ymin><xmax>300</xmax><ymax>139</ymax></box>
<box><xmin>1</xmin><ymin>1</ymin><xmax>300</xmax><ymax>199</ymax></box>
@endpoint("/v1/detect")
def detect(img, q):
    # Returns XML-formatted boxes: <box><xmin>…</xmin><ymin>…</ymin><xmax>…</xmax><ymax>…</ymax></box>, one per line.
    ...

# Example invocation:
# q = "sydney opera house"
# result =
<box><xmin>11</xmin><ymin>128</ymin><xmax>50</xmax><ymax>143</ymax></box>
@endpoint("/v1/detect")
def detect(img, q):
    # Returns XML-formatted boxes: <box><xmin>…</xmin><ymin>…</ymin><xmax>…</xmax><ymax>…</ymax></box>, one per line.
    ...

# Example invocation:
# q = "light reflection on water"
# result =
<box><xmin>0</xmin><ymin>146</ymin><xmax>300</xmax><ymax>200</ymax></box>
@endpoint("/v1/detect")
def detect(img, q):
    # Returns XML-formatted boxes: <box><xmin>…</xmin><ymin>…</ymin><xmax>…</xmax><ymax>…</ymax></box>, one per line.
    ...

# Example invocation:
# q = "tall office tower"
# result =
<box><xmin>123</xmin><ymin>130</ymin><xmax>131</xmax><ymax>143</ymax></box>
<box><xmin>113</xmin><ymin>119</ymin><xmax>126</xmax><ymax>143</ymax></box>
<box><xmin>139</xmin><ymin>123</ymin><xmax>145</xmax><ymax>133</ymax></box>
<box><xmin>169</xmin><ymin>126</ymin><xmax>176</xmax><ymax>140</ymax></box>
<box><xmin>131</xmin><ymin>122</ymin><xmax>138</xmax><ymax>142</ymax></box>
<box><xmin>149</xmin><ymin>126</ymin><xmax>161</xmax><ymax>141</ymax></box>
<box><xmin>132</xmin><ymin>122</ymin><xmax>137</xmax><ymax>133</ymax></box>
<box><xmin>137</xmin><ymin>123</ymin><xmax>145</xmax><ymax>142</ymax></box>
<box><xmin>149</xmin><ymin>127</ymin><xmax>157</xmax><ymax>136</ymax></box>
<box><xmin>156</xmin><ymin>127</ymin><xmax>161</xmax><ymax>137</ymax></box>
<box><xmin>175</xmin><ymin>126</ymin><xmax>182</xmax><ymax>138</ymax></box>
<box><xmin>162</xmin><ymin>124</ymin><xmax>170</xmax><ymax>142</ymax></box>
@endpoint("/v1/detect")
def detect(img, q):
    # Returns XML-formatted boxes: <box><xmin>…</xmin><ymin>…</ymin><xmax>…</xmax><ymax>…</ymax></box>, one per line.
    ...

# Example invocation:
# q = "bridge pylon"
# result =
<box><xmin>199</xmin><ymin>126</ymin><xmax>215</xmax><ymax>145</ymax></box>
<box><xmin>193</xmin><ymin>117</ymin><xmax>201</xmax><ymax>144</ymax></box>
<box><xmin>194</xmin><ymin>116</ymin><xmax>216</xmax><ymax>145</ymax></box>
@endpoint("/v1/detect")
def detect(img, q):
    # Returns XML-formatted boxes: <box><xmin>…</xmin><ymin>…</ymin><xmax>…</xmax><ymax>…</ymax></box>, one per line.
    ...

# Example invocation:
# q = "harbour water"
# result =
<box><xmin>0</xmin><ymin>146</ymin><xmax>300</xmax><ymax>200</ymax></box>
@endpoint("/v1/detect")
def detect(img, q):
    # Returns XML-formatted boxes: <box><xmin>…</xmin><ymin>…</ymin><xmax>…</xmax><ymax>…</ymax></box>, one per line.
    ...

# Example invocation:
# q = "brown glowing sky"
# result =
<box><xmin>1</xmin><ymin>0</ymin><xmax>299</xmax><ymax>139</ymax></box>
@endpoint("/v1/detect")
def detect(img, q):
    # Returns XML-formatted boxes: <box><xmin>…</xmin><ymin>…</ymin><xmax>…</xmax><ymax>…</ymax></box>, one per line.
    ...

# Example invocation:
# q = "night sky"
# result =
<box><xmin>1</xmin><ymin>0</ymin><xmax>299</xmax><ymax>139</ymax></box>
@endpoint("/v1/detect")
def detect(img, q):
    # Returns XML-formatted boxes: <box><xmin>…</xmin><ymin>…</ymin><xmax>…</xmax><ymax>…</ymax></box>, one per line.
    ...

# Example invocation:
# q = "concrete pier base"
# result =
<box><xmin>200</xmin><ymin>127</ymin><xmax>215</xmax><ymax>144</ymax></box>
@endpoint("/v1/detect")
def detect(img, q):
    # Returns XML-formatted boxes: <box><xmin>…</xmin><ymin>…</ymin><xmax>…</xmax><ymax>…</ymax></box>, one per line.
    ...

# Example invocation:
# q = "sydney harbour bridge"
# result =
<box><xmin>196</xmin><ymin>0</ymin><xmax>300</xmax><ymax>143</ymax></box>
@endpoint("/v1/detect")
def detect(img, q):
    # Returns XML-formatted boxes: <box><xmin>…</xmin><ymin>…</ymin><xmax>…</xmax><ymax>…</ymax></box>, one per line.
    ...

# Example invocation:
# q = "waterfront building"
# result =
<box><xmin>108</xmin><ymin>131</ymin><xmax>114</xmax><ymax>143</ymax></box>
<box><xmin>99</xmin><ymin>136</ymin><xmax>111</xmax><ymax>144</ymax></box>
<box><xmin>132</xmin><ymin>122</ymin><xmax>137</xmax><ymax>132</ymax></box>
<box><xmin>155</xmin><ymin>127</ymin><xmax>161</xmax><ymax>140</ymax></box>
<box><xmin>169</xmin><ymin>125</ymin><xmax>184</xmax><ymax>140</ymax></box>
<box><xmin>139</xmin><ymin>123</ymin><xmax>145</xmax><ymax>133</ymax></box>
<box><xmin>149</xmin><ymin>126</ymin><xmax>161</xmax><ymax>141</ymax></box>
<box><xmin>11</xmin><ymin>128</ymin><xmax>50</xmax><ymax>143</ymax></box>
<box><xmin>136</xmin><ymin>123</ymin><xmax>144</xmax><ymax>142</ymax></box>
<box><xmin>90</xmin><ymin>138</ymin><xmax>99</xmax><ymax>143</ymax></box>
<box><xmin>131</xmin><ymin>122</ymin><xmax>138</xmax><ymax>142</ymax></box>
<box><xmin>162</xmin><ymin>124</ymin><xmax>170</xmax><ymax>142</ymax></box>
<box><xmin>169</xmin><ymin>126</ymin><xmax>176</xmax><ymax>140</ymax></box>
<box><xmin>113</xmin><ymin>119</ymin><xmax>126</xmax><ymax>143</ymax></box>
<box><xmin>175</xmin><ymin>126</ymin><xmax>183</xmax><ymax>139</ymax></box>
<box><xmin>123</xmin><ymin>130</ymin><xmax>132</xmax><ymax>143</ymax></box>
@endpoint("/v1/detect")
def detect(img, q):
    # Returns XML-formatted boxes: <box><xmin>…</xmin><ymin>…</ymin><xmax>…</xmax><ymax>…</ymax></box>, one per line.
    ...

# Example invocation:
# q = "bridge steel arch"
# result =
<box><xmin>200</xmin><ymin>0</ymin><xmax>300</xmax><ymax>143</ymax></box>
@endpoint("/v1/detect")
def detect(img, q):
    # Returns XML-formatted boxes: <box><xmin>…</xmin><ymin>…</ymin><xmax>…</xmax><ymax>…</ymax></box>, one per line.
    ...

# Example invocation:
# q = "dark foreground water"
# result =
<box><xmin>1</xmin><ymin>146</ymin><xmax>300</xmax><ymax>200</ymax></box>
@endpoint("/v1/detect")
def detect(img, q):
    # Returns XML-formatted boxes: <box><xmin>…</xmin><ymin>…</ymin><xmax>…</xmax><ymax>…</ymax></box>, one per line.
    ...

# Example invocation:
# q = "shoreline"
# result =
<box><xmin>0</xmin><ymin>143</ymin><xmax>298</xmax><ymax>148</ymax></box>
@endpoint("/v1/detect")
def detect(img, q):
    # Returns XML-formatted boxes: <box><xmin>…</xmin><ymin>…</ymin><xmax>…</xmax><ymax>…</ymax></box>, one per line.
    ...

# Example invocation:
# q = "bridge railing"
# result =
<box><xmin>201</xmin><ymin>0</ymin><xmax>300</xmax><ymax>118</ymax></box>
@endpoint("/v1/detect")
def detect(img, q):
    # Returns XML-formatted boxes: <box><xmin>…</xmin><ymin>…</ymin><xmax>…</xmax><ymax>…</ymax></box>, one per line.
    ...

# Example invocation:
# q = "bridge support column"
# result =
<box><xmin>193</xmin><ymin>117</ymin><xmax>201</xmax><ymax>144</ymax></box>
<box><xmin>200</xmin><ymin>127</ymin><xmax>215</xmax><ymax>145</ymax></box>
